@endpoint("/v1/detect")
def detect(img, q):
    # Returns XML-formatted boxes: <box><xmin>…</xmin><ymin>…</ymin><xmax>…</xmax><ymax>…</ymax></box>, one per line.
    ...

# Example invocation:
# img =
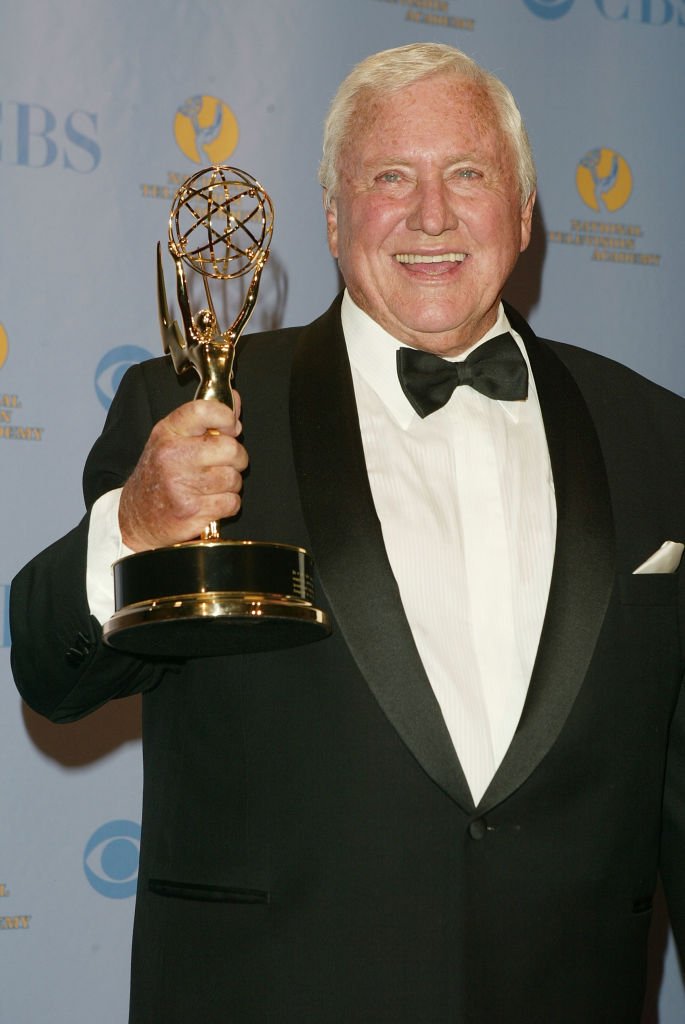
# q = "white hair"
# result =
<box><xmin>319</xmin><ymin>42</ymin><xmax>536</xmax><ymax>208</ymax></box>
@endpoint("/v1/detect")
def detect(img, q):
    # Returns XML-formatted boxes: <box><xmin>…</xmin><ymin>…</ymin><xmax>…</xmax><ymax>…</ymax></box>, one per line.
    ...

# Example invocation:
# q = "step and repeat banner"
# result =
<box><xmin>1</xmin><ymin>1</ymin><xmax>683</xmax><ymax>1020</ymax></box>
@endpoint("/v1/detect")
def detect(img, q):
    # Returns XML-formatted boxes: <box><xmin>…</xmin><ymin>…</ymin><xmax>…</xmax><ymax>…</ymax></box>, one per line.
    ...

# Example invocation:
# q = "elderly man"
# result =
<box><xmin>11</xmin><ymin>42</ymin><xmax>685</xmax><ymax>1023</ymax></box>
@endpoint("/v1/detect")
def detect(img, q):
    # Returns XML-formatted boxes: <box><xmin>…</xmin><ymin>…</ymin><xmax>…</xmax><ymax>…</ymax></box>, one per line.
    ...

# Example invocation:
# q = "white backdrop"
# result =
<box><xmin>2</xmin><ymin>1</ymin><xmax>684</xmax><ymax>1019</ymax></box>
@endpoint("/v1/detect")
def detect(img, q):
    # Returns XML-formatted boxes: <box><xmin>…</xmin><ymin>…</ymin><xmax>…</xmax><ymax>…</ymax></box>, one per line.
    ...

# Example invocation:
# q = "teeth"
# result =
<box><xmin>395</xmin><ymin>253</ymin><xmax>466</xmax><ymax>264</ymax></box>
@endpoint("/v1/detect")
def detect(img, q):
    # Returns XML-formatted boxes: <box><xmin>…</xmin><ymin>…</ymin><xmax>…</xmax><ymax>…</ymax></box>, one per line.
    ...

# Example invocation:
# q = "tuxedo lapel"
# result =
<box><xmin>479</xmin><ymin>308</ymin><xmax>616</xmax><ymax>812</ymax></box>
<box><xmin>290</xmin><ymin>296</ymin><xmax>475</xmax><ymax>811</ymax></box>
<box><xmin>290</xmin><ymin>297</ymin><xmax>615</xmax><ymax>816</ymax></box>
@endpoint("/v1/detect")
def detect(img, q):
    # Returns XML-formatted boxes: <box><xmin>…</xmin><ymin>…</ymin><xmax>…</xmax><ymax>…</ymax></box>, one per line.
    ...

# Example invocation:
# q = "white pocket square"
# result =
<box><xmin>633</xmin><ymin>540</ymin><xmax>684</xmax><ymax>575</ymax></box>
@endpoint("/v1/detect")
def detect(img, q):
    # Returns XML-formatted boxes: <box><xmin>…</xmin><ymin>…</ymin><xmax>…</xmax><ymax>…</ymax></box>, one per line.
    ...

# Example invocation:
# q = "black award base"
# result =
<box><xmin>102</xmin><ymin>540</ymin><xmax>331</xmax><ymax>657</ymax></box>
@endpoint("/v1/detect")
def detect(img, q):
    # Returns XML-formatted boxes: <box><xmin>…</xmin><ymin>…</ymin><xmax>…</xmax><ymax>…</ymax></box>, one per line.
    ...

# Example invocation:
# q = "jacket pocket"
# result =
<box><xmin>617</xmin><ymin>572</ymin><xmax>678</xmax><ymax>607</ymax></box>
<box><xmin>148</xmin><ymin>877</ymin><xmax>270</xmax><ymax>904</ymax></box>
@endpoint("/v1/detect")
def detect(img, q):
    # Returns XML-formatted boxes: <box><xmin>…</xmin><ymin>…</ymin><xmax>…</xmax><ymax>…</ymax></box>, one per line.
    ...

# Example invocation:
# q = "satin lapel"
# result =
<box><xmin>290</xmin><ymin>296</ymin><xmax>474</xmax><ymax>812</ymax></box>
<box><xmin>479</xmin><ymin>310</ymin><xmax>616</xmax><ymax>812</ymax></box>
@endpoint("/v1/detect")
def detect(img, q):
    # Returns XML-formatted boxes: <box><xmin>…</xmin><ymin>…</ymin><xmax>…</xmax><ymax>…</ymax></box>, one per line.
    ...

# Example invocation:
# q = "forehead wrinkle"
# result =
<box><xmin>339</xmin><ymin>75</ymin><xmax>509</xmax><ymax>183</ymax></box>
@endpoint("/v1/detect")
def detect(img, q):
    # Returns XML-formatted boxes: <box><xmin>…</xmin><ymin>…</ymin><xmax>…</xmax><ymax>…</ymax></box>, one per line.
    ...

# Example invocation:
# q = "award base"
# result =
<box><xmin>102</xmin><ymin>540</ymin><xmax>331</xmax><ymax>657</ymax></box>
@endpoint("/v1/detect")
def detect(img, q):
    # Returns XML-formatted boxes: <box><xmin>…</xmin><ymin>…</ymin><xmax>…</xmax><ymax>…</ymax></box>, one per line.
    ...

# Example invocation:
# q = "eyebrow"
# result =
<box><xmin>362</xmin><ymin>150</ymin><xmax>489</xmax><ymax>167</ymax></box>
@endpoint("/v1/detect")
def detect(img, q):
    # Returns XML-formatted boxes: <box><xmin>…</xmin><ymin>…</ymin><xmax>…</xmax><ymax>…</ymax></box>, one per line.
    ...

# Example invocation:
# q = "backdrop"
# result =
<box><xmin>1</xmin><ymin>1</ymin><xmax>684</xmax><ymax>1020</ymax></box>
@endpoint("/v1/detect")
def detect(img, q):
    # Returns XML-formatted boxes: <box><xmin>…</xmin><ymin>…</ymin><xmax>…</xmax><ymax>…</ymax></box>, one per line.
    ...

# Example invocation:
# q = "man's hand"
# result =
<box><xmin>119</xmin><ymin>396</ymin><xmax>248</xmax><ymax>552</ymax></box>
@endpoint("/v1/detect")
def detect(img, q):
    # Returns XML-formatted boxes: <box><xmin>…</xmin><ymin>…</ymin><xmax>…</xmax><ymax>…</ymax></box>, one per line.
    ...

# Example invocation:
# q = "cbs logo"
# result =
<box><xmin>83</xmin><ymin>820</ymin><xmax>141</xmax><ymax>899</ymax></box>
<box><xmin>94</xmin><ymin>345</ymin><xmax>153</xmax><ymax>410</ymax></box>
<box><xmin>522</xmin><ymin>0</ymin><xmax>575</xmax><ymax>17</ymax></box>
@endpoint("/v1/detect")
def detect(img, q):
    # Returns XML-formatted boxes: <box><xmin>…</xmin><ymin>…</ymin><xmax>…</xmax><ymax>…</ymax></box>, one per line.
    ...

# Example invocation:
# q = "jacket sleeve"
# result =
<box><xmin>659</xmin><ymin>579</ymin><xmax>685</xmax><ymax>955</ymax></box>
<box><xmin>10</xmin><ymin>357</ymin><xmax>188</xmax><ymax>723</ymax></box>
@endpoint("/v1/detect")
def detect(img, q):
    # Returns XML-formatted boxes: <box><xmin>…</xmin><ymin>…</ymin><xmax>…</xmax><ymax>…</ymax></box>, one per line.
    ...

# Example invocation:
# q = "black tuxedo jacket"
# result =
<box><xmin>11</xmin><ymin>297</ymin><xmax>685</xmax><ymax>1022</ymax></box>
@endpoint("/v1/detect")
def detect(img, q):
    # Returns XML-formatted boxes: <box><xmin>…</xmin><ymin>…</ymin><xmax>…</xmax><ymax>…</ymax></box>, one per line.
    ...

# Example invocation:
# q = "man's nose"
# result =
<box><xmin>405</xmin><ymin>179</ymin><xmax>458</xmax><ymax>235</ymax></box>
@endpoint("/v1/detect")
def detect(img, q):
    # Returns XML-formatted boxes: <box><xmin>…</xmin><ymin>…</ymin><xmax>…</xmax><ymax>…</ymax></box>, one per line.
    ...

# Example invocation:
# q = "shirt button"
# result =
<box><xmin>468</xmin><ymin>818</ymin><xmax>488</xmax><ymax>840</ymax></box>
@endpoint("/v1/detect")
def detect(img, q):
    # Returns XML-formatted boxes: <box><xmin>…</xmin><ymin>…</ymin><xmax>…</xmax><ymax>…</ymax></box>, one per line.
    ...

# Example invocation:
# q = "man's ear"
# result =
<box><xmin>519</xmin><ymin>189</ymin><xmax>536</xmax><ymax>254</ymax></box>
<box><xmin>323</xmin><ymin>190</ymin><xmax>339</xmax><ymax>258</ymax></box>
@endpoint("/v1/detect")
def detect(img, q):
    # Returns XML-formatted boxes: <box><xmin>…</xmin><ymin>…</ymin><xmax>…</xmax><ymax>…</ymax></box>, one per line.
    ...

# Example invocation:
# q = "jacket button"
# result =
<box><xmin>65</xmin><ymin>631</ymin><xmax>94</xmax><ymax>666</ymax></box>
<box><xmin>468</xmin><ymin>818</ymin><xmax>488</xmax><ymax>840</ymax></box>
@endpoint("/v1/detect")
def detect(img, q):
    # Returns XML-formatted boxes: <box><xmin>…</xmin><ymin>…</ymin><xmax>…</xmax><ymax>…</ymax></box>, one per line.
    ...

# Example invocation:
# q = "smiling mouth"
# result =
<box><xmin>394</xmin><ymin>252</ymin><xmax>467</xmax><ymax>265</ymax></box>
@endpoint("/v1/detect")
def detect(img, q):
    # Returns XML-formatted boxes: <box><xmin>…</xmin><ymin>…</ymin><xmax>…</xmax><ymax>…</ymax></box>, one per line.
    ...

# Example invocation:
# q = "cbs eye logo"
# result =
<box><xmin>522</xmin><ymin>0</ymin><xmax>575</xmax><ymax>17</ymax></box>
<box><xmin>83</xmin><ymin>820</ymin><xmax>141</xmax><ymax>899</ymax></box>
<box><xmin>94</xmin><ymin>345</ymin><xmax>152</xmax><ymax>410</ymax></box>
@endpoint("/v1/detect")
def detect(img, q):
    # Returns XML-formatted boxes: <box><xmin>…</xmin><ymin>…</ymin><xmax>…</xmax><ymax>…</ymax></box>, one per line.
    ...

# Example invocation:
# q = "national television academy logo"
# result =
<box><xmin>139</xmin><ymin>95</ymin><xmax>240</xmax><ymax>202</ymax></box>
<box><xmin>576</xmin><ymin>148</ymin><xmax>633</xmax><ymax>212</ymax></box>
<box><xmin>522</xmin><ymin>0</ymin><xmax>575</xmax><ymax>17</ymax></box>
<box><xmin>83</xmin><ymin>820</ymin><xmax>141</xmax><ymax>899</ymax></box>
<box><xmin>174</xmin><ymin>95</ymin><xmax>239</xmax><ymax>165</ymax></box>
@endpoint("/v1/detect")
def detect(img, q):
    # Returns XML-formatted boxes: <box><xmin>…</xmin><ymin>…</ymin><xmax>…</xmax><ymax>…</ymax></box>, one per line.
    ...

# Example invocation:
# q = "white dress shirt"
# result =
<box><xmin>341</xmin><ymin>292</ymin><xmax>556</xmax><ymax>802</ymax></box>
<box><xmin>87</xmin><ymin>291</ymin><xmax>556</xmax><ymax>802</ymax></box>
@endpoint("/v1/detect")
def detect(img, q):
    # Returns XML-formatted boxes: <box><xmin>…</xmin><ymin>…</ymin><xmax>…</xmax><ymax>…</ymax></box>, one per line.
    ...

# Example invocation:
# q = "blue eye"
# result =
<box><xmin>94</xmin><ymin>345</ymin><xmax>152</xmax><ymax>411</ymax></box>
<box><xmin>83</xmin><ymin>820</ymin><xmax>141</xmax><ymax>899</ymax></box>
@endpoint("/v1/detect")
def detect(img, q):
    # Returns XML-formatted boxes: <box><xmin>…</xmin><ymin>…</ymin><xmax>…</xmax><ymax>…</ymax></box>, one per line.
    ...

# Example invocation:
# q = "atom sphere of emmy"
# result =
<box><xmin>169</xmin><ymin>165</ymin><xmax>274</xmax><ymax>282</ymax></box>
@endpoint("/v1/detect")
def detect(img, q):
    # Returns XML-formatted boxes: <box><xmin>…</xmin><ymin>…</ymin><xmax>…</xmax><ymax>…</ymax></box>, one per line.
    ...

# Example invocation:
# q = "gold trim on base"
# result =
<box><xmin>103</xmin><ymin>590</ymin><xmax>331</xmax><ymax>657</ymax></box>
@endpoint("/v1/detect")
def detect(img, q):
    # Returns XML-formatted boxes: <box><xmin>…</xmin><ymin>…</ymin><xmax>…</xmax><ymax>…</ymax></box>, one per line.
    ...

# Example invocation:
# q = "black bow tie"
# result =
<box><xmin>396</xmin><ymin>332</ymin><xmax>529</xmax><ymax>419</ymax></box>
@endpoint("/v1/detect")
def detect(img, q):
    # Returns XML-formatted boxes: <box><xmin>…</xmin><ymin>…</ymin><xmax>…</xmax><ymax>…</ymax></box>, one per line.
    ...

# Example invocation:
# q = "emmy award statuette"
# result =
<box><xmin>103</xmin><ymin>166</ymin><xmax>330</xmax><ymax>657</ymax></box>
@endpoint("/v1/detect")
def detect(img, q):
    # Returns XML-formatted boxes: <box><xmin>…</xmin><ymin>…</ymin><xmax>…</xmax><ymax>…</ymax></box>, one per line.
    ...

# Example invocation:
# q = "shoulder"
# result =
<box><xmin>235</xmin><ymin>324</ymin><xmax>303</xmax><ymax>375</ymax></box>
<box><xmin>504</xmin><ymin>302</ymin><xmax>684</xmax><ymax>424</ymax></box>
<box><xmin>539</xmin><ymin>336</ymin><xmax>684</xmax><ymax>425</ymax></box>
<box><xmin>123</xmin><ymin>294</ymin><xmax>345</xmax><ymax>399</ymax></box>
<box><xmin>112</xmin><ymin>324</ymin><xmax>303</xmax><ymax>415</ymax></box>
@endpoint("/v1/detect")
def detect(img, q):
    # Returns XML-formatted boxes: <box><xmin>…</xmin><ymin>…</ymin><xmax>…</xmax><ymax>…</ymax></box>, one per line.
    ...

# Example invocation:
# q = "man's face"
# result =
<box><xmin>325</xmin><ymin>73</ymin><xmax>535</xmax><ymax>356</ymax></box>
